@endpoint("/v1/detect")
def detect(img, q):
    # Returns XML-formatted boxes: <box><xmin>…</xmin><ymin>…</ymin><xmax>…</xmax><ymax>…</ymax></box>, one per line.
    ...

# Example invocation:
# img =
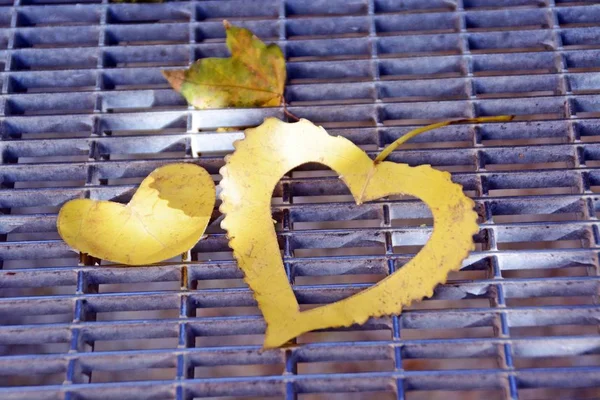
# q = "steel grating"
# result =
<box><xmin>0</xmin><ymin>0</ymin><xmax>600</xmax><ymax>399</ymax></box>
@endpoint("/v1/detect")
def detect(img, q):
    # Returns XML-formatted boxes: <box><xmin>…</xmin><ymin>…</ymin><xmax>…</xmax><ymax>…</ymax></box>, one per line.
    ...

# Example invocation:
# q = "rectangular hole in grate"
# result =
<box><xmin>510</xmin><ymin>324</ymin><xmax>600</xmax><ymax>338</ymax></box>
<box><xmin>298</xmin><ymin>360</ymin><xmax>394</xmax><ymax>374</ymax></box>
<box><xmin>195</xmin><ymin>334</ymin><xmax>266</xmax><ymax>347</ymax></box>
<box><xmin>294</xmin><ymin>247</ymin><xmax>385</xmax><ymax>257</ymax></box>
<box><xmin>8</xmin><ymin>149</ymin><xmax>89</xmax><ymax>166</ymax></box>
<box><xmin>102</xmin><ymin>92</ymin><xmax>188</xmax><ymax>113</ymax></box>
<box><xmin>0</xmin><ymin>10</ymin><xmax>11</xmax><ymax>27</ymax></box>
<box><xmin>465</xmin><ymin>9</ymin><xmax>549</xmax><ymax>32</ymax></box>
<box><xmin>0</xmin><ymin>285</ymin><xmax>76</xmax><ymax>298</ymax></box>
<box><xmin>571</xmin><ymin>96</ymin><xmax>600</xmax><ymax>119</ymax></box>
<box><xmin>104</xmin><ymin>151</ymin><xmax>187</xmax><ymax>161</ymax></box>
<box><xmin>472</xmin><ymin>52</ymin><xmax>556</xmax><ymax>77</ymax></box>
<box><xmin>0</xmin><ymin>373</ymin><xmax>65</xmax><ymax>387</ymax></box>
<box><xmin>286</xmin><ymin>0</ymin><xmax>367</xmax><ymax>17</ymax></box>
<box><xmin>463</xmin><ymin>0</ymin><xmax>547</xmax><ymax>9</ymax></box>
<box><xmin>498</xmin><ymin>234</ymin><xmax>590</xmax><ymax>251</ymax></box>
<box><xmin>194</xmin><ymin>363</ymin><xmax>284</xmax><ymax>378</ymax></box>
<box><xmin>561</xmin><ymin>27</ymin><xmax>600</xmax><ymax>51</ymax></box>
<box><xmin>102</xmin><ymin>127</ymin><xmax>187</xmax><ymax>137</ymax></box>
<box><xmin>379</xmin><ymin>57</ymin><xmax>465</xmax><ymax>80</ymax></box>
<box><xmin>5</xmin><ymin>102</ymin><xmax>91</xmax><ymax>117</ymax></box>
<box><xmin>14</xmin><ymin>27</ymin><xmax>100</xmax><ymax>49</ymax></box>
<box><xmin>405</xmin><ymin>298</ymin><xmax>492</xmax><ymax>311</ymax></box>
<box><xmin>286</xmin><ymin>17</ymin><xmax>368</xmax><ymax>40</ymax></box>
<box><xmin>2</xmin><ymin>256</ymin><xmax>79</xmax><ymax>269</ymax></box>
<box><xmin>11</xmin><ymin>49</ymin><xmax>98</xmax><ymax>71</ymax></box>
<box><xmin>405</xmin><ymin>389</ymin><xmax>505</xmax><ymax>400</ymax></box>
<box><xmin>380</xmin><ymin>78</ymin><xmax>468</xmax><ymax>103</ymax></box>
<box><xmin>98</xmin><ymin>281</ymin><xmax>181</xmax><ymax>294</ymax></box>
<box><xmin>382</xmin><ymin>102</ymin><xmax>470</xmax><ymax>126</ymax></box>
<box><xmin>106</xmin><ymin>24</ymin><xmax>189</xmax><ymax>46</ymax></box>
<box><xmin>0</xmin><ymin>312</ymin><xmax>73</xmax><ymax>326</ymax></box>
<box><xmin>0</xmin><ymin>32</ymin><xmax>9</xmax><ymax>50</ymax></box>
<box><xmin>8</xmin><ymin>73</ymin><xmax>97</xmax><ymax>94</ymax></box>
<box><xmin>89</xmin><ymin>368</ymin><xmax>176</xmax><ymax>383</ymax></box>
<box><xmin>193</xmin><ymin>250</ymin><xmax>235</xmax><ymax>262</ymax></box>
<box><xmin>401</xmin><ymin>326</ymin><xmax>497</xmax><ymax>340</ymax></box>
<box><xmin>103</xmin><ymin>47</ymin><xmax>188</xmax><ymax>68</ymax></box>
<box><xmin>95</xmin><ymin>309</ymin><xmax>181</xmax><ymax>322</ymax></box>
<box><xmin>92</xmin><ymin>337</ymin><xmax>178</xmax><ymax>352</ymax></box>
<box><xmin>0</xmin><ymin>342</ymin><xmax>70</xmax><ymax>356</ymax></box>
<box><xmin>198</xmin><ymin>20</ymin><xmax>279</xmax><ymax>42</ymax></box>
<box><xmin>106</xmin><ymin>4</ymin><xmax>190</xmax><ymax>25</ymax></box>
<box><xmin>374</xmin><ymin>0</ymin><xmax>455</xmax><ymax>13</ymax></box>
<box><xmin>195</xmin><ymin>305</ymin><xmax>260</xmax><ymax>318</ymax></box>
<box><xmin>515</xmin><ymin>354</ymin><xmax>600</xmax><ymax>368</ymax></box>
<box><xmin>493</xmin><ymin>212</ymin><xmax>584</xmax><ymax>223</ymax></box>
<box><xmin>300</xmin><ymin>393</ymin><xmax>396</xmax><ymax>400</ymax></box>
<box><xmin>488</xmin><ymin>197</ymin><xmax>586</xmax><ymax>224</ymax></box>
<box><xmin>376</xmin><ymin>13</ymin><xmax>458</xmax><ymax>36</ymax></box>
<box><xmin>474</xmin><ymin>75</ymin><xmax>560</xmax><ymax>99</ymax></box>
<box><xmin>194</xmin><ymin>278</ymin><xmax>248</xmax><ymax>290</ymax></box>
<box><xmin>196</xmin><ymin>0</ymin><xmax>279</xmax><ymax>21</ymax></box>
<box><xmin>20</xmin><ymin>0</ymin><xmax>101</xmax><ymax>5</ymax></box>
<box><xmin>558</xmin><ymin>6</ymin><xmax>600</xmax><ymax>28</ymax></box>
<box><xmin>488</xmin><ymin>187</ymin><xmax>579</xmax><ymax>196</ymax></box>
<box><xmin>287</xmin><ymin>82</ymin><xmax>375</xmax><ymax>106</ymax></box>
<box><xmin>506</xmin><ymin>296</ymin><xmax>596</xmax><ymax>307</ymax></box>
<box><xmin>198</xmin><ymin>397</ymin><xmax>291</xmax><ymax>400</ymax></box>
<box><xmin>101</xmin><ymin>70</ymin><xmax>172</xmax><ymax>91</ymax></box>
<box><xmin>378</xmin><ymin>34</ymin><xmax>462</xmax><ymax>58</ymax></box>
<box><xmin>564</xmin><ymin>49</ymin><xmax>600</xmax><ymax>73</ymax></box>
<box><xmin>298</xmin><ymin>329</ymin><xmax>392</xmax><ymax>344</ymax></box>
<box><xmin>287</xmin><ymin>60</ymin><xmax>374</xmax><ymax>84</ymax></box>
<box><xmin>295</xmin><ymin>274</ymin><xmax>386</xmax><ymax>285</ymax></box>
<box><xmin>519</xmin><ymin>387</ymin><xmax>600</xmax><ymax>400</ymax></box>
<box><xmin>403</xmin><ymin>357</ymin><xmax>500</xmax><ymax>370</ymax></box>
<box><xmin>6</xmin><ymin>231</ymin><xmax>62</xmax><ymax>242</ymax></box>
<box><xmin>286</xmin><ymin>38</ymin><xmax>372</xmax><ymax>62</ymax></box>
<box><xmin>12</xmin><ymin>180</ymin><xmax>86</xmax><ymax>189</ymax></box>
<box><xmin>502</xmin><ymin>266</ymin><xmax>593</xmax><ymax>278</ymax></box>
<box><xmin>16</xmin><ymin>6</ymin><xmax>101</xmax><ymax>27</ymax></box>
<box><xmin>447</xmin><ymin>269</ymin><xmax>490</xmax><ymax>281</ymax></box>
<box><xmin>293</xmin><ymin>219</ymin><xmax>382</xmax><ymax>230</ymax></box>
<box><xmin>101</xmin><ymin>176</ymin><xmax>144</xmax><ymax>186</ymax></box>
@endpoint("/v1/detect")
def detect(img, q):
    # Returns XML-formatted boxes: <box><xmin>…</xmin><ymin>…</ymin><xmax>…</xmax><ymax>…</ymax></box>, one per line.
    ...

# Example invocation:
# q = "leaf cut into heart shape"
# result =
<box><xmin>162</xmin><ymin>21</ymin><xmax>286</xmax><ymax>109</ymax></box>
<box><xmin>219</xmin><ymin>118</ymin><xmax>496</xmax><ymax>348</ymax></box>
<box><xmin>57</xmin><ymin>163</ymin><xmax>215</xmax><ymax>266</ymax></box>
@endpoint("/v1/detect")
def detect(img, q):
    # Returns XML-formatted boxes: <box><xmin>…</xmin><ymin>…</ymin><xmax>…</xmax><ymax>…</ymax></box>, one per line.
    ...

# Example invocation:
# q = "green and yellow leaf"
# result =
<box><xmin>163</xmin><ymin>21</ymin><xmax>285</xmax><ymax>109</ymax></box>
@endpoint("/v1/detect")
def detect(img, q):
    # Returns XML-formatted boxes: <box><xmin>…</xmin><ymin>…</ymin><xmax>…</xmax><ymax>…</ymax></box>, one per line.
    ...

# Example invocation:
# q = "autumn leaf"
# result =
<box><xmin>219</xmin><ymin>117</ymin><xmax>511</xmax><ymax>348</ymax></box>
<box><xmin>163</xmin><ymin>21</ymin><xmax>286</xmax><ymax>109</ymax></box>
<box><xmin>57</xmin><ymin>164</ymin><xmax>215</xmax><ymax>266</ymax></box>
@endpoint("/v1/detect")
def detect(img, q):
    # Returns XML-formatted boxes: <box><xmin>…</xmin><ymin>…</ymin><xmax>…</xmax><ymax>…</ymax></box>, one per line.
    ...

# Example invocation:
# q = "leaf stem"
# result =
<box><xmin>374</xmin><ymin>115</ymin><xmax>514</xmax><ymax>164</ymax></box>
<box><xmin>282</xmin><ymin>101</ymin><xmax>300</xmax><ymax>122</ymax></box>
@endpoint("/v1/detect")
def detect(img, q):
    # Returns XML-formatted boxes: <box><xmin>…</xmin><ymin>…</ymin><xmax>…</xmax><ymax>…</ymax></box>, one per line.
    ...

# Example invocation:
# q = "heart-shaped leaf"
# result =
<box><xmin>57</xmin><ymin>163</ymin><xmax>215</xmax><ymax>265</ymax></box>
<box><xmin>219</xmin><ymin>118</ymin><xmax>481</xmax><ymax>348</ymax></box>
<box><xmin>162</xmin><ymin>21</ymin><xmax>285</xmax><ymax>109</ymax></box>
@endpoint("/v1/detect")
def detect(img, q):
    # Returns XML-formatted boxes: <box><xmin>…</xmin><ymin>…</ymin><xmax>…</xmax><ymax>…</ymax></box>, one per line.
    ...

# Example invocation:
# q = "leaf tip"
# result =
<box><xmin>162</xmin><ymin>69</ymin><xmax>185</xmax><ymax>93</ymax></box>
<box><xmin>223</xmin><ymin>19</ymin><xmax>231</xmax><ymax>29</ymax></box>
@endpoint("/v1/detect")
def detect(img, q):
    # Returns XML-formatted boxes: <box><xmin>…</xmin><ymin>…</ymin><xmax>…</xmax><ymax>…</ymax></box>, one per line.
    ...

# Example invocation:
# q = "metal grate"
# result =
<box><xmin>1</xmin><ymin>0</ymin><xmax>600</xmax><ymax>399</ymax></box>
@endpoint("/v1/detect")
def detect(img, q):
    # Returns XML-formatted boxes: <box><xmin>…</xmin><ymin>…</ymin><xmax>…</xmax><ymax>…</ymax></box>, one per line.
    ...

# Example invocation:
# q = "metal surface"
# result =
<box><xmin>0</xmin><ymin>0</ymin><xmax>600</xmax><ymax>399</ymax></box>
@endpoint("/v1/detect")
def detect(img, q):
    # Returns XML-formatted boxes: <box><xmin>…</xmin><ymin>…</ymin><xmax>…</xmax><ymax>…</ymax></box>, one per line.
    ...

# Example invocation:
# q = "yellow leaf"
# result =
<box><xmin>57</xmin><ymin>163</ymin><xmax>215</xmax><ymax>266</ymax></box>
<box><xmin>162</xmin><ymin>21</ymin><xmax>285</xmax><ymax>109</ymax></box>
<box><xmin>219</xmin><ymin>118</ymin><xmax>482</xmax><ymax>348</ymax></box>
